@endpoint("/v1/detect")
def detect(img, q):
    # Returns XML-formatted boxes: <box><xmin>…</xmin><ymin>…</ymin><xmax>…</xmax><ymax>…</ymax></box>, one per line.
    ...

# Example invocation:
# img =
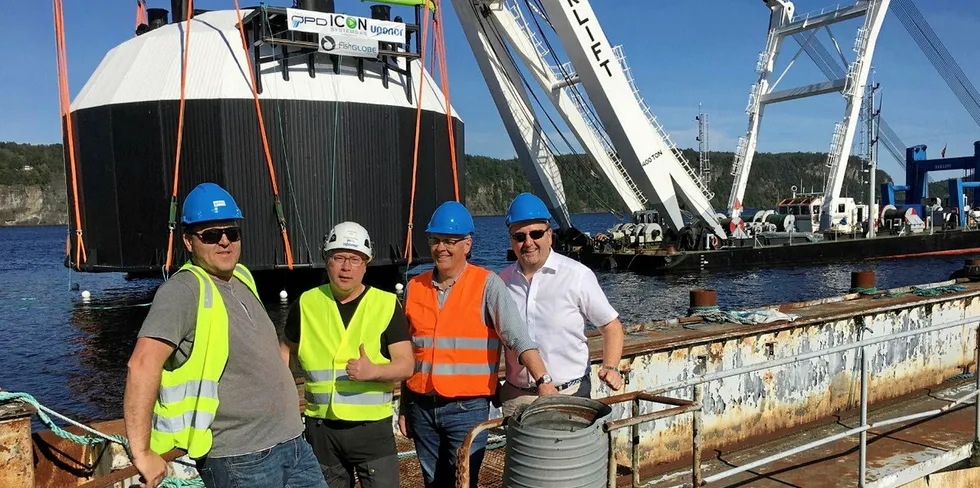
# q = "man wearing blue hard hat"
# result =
<box><xmin>123</xmin><ymin>182</ymin><xmax>325</xmax><ymax>488</ymax></box>
<box><xmin>497</xmin><ymin>193</ymin><xmax>625</xmax><ymax>417</ymax></box>
<box><xmin>399</xmin><ymin>200</ymin><xmax>556</xmax><ymax>488</ymax></box>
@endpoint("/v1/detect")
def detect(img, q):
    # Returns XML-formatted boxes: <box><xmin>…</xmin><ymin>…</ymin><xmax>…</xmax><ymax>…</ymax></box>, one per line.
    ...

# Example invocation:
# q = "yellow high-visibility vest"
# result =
<box><xmin>149</xmin><ymin>261</ymin><xmax>258</xmax><ymax>459</ymax></box>
<box><xmin>298</xmin><ymin>285</ymin><xmax>396</xmax><ymax>421</ymax></box>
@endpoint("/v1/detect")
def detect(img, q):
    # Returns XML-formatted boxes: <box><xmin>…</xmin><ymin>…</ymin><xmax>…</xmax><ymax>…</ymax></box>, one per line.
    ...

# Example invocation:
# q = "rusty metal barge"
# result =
<box><xmin>8</xmin><ymin>262</ymin><xmax>980</xmax><ymax>487</ymax></box>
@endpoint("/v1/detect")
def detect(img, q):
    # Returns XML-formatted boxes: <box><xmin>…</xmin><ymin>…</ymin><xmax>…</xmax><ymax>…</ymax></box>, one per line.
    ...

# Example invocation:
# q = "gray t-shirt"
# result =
<box><xmin>138</xmin><ymin>270</ymin><xmax>303</xmax><ymax>458</ymax></box>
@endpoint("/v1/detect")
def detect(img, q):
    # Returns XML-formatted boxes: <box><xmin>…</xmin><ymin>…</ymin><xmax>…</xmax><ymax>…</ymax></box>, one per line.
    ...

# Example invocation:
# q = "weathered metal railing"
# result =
<box><xmin>453</xmin><ymin>311</ymin><xmax>980</xmax><ymax>487</ymax></box>
<box><xmin>642</xmin><ymin>313</ymin><xmax>980</xmax><ymax>487</ymax></box>
<box><xmin>598</xmin><ymin>391</ymin><xmax>703</xmax><ymax>488</ymax></box>
<box><xmin>454</xmin><ymin>390</ymin><xmax>705</xmax><ymax>488</ymax></box>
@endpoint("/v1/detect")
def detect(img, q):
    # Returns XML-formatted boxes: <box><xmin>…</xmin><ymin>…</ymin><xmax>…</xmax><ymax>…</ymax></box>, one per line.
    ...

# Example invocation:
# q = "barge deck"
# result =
<box><xmin>8</xmin><ymin>265</ymin><xmax>980</xmax><ymax>487</ymax></box>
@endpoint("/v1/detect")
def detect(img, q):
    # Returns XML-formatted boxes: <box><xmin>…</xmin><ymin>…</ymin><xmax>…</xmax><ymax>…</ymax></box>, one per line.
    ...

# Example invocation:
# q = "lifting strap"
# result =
<box><xmin>233</xmin><ymin>0</ymin><xmax>294</xmax><ymax>269</ymax></box>
<box><xmin>403</xmin><ymin>5</ymin><xmax>433</xmax><ymax>266</ymax></box>
<box><xmin>164</xmin><ymin>0</ymin><xmax>194</xmax><ymax>275</ymax></box>
<box><xmin>134</xmin><ymin>0</ymin><xmax>147</xmax><ymax>35</ymax></box>
<box><xmin>53</xmin><ymin>0</ymin><xmax>86</xmax><ymax>270</ymax></box>
<box><xmin>432</xmin><ymin>0</ymin><xmax>460</xmax><ymax>202</ymax></box>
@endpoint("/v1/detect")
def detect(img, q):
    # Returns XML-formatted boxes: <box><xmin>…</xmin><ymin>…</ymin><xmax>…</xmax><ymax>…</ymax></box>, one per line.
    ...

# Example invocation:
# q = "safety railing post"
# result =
<box><xmin>859</xmin><ymin>317</ymin><xmax>869</xmax><ymax>486</ymax></box>
<box><xmin>973</xmin><ymin>323</ymin><xmax>980</xmax><ymax>467</ymax></box>
<box><xmin>608</xmin><ymin>430</ymin><xmax>617</xmax><ymax>488</ymax></box>
<box><xmin>632</xmin><ymin>397</ymin><xmax>640</xmax><ymax>487</ymax></box>
<box><xmin>693</xmin><ymin>382</ymin><xmax>704</xmax><ymax>487</ymax></box>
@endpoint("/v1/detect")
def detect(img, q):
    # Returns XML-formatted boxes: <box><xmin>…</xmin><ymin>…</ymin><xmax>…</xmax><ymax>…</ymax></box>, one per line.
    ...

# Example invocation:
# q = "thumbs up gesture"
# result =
<box><xmin>346</xmin><ymin>344</ymin><xmax>378</xmax><ymax>382</ymax></box>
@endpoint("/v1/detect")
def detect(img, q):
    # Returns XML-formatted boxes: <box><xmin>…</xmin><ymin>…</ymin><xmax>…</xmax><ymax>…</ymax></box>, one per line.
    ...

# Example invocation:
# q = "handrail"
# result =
<box><xmin>451</xmin><ymin>312</ymin><xmax>979</xmax><ymax>487</ymax></box>
<box><xmin>689</xmin><ymin>313</ymin><xmax>980</xmax><ymax>485</ymax></box>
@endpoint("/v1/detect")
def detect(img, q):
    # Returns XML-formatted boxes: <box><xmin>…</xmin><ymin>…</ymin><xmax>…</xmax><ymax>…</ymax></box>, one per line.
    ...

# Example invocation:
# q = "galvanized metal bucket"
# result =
<box><xmin>503</xmin><ymin>395</ymin><xmax>613</xmax><ymax>488</ymax></box>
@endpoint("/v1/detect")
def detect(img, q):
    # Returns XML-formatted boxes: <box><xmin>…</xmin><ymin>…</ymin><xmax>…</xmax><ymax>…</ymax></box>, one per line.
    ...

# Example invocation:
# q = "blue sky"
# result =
<box><xmin>1</xmin><ymin>1</ymin><xmax>978</xmax><ymax>181</ymax></box>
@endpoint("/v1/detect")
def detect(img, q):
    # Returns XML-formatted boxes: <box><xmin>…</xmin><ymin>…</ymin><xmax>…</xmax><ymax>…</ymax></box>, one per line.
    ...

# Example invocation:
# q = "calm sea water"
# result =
<box><xmin>0</xmin><ymin>213</ymin><xmax>973</xmax><ymax>428</ymax></box>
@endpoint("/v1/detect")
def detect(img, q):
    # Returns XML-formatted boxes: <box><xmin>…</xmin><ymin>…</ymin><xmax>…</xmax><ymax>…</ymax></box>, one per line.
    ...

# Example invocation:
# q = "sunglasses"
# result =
<box><xmin>511</xmin><ymin>229</ymin><xmax>548</xmax><ymax>242</ymax></box>
<box><xmin>193</xmin><ymin>227</ymin><xmax>241</xmax><ymax>244</ymax></box>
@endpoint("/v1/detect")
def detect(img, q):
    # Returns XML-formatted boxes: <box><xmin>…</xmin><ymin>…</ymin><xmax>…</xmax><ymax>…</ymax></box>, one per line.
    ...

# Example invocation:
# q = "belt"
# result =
<box><xmin>509</xmin><ymin>375</ymin><xmax>584</xmax><ymax>393</ymax></box>
<box><xmin>415</xmin><ymin>393</ymin><xmax>489</xmax><ymax>405</ymax></box>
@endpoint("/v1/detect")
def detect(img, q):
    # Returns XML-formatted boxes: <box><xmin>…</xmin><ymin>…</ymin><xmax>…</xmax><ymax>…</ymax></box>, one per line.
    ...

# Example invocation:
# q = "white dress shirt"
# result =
<box><xmin>499</xmin><ymin>250</ymin><xmax>619</xmax><ymax>388</ymax></box>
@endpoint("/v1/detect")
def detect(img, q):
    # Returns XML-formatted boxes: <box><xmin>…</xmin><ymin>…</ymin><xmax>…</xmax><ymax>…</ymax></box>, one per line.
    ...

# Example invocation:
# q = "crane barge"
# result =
<box><xmin>481</xmin><ymin>0</ymin><xmax>980</xmax><ymax>274</ymax></box>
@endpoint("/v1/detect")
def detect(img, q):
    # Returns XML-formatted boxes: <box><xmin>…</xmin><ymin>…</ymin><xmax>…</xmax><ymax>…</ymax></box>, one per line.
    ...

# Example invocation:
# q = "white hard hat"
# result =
<box><xmin>323</xmin><ymin>221</ymin><xmax>373</xmax><ymax>261</ymax></box>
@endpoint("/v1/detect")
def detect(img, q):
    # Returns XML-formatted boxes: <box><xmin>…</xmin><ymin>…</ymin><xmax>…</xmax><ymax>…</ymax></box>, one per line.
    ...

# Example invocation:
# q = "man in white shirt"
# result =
<box><xmin>497</xmin><ymin>193</ymin><xmax>625</xmax><ymax>416</ymax></box>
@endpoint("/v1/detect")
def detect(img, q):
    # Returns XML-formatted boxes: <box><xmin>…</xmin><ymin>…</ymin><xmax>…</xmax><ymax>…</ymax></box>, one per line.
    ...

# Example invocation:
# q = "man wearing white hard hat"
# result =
<box><xmin>280</xmin><ymin>221</ymin><xmax>414</xmax><ymax>488</ymax></box>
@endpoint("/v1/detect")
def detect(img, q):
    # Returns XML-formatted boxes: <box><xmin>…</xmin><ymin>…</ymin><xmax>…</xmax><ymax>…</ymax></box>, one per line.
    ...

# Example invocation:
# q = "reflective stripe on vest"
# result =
<box><xmin>404</xmin><ymin>265</ymin><xmax>502</xmax><ymax>398</ymax></box>
<box><xmin>302</xmin><ymin>369</ymin><xmax>394</xmax><ymax>405</ymax></box>
<box><xmin>149</xmin><ymin>262</ymin><xmax>259</xmax><ymax>459</ymax></box>
<box><xmin>297</xmin><ymin>285</ymin><xmax>397</xmax><ymax>421</ymax></box>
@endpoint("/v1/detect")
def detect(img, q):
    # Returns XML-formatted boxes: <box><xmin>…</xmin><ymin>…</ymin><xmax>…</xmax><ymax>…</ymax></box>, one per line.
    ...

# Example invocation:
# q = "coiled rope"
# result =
<box><xmin>0</xmin><ymin>391</ymin><xmax>203</xmax><ymax>487</ymax></box>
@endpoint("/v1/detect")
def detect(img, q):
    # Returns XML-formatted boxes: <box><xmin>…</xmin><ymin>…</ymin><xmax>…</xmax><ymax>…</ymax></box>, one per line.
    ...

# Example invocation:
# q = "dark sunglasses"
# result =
<box><xmin>511</xmin><ymin>229</ymin><xmax>548</xmax><ymax>242</ymax></box>
<box><xmin>194</xmin><ymin>226</ymin><xmax>241</xmax><ymax>244</ymax></box>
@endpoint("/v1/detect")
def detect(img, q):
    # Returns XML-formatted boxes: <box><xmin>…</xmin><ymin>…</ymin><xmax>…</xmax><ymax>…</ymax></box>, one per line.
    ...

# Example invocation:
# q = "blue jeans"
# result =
<box><xmin>409</xmin><ymin>396</ymin><xmax>490</xmax><ymax>488</ymax></box>
<box><xmin>196</xmin><ymin>436</ymin><xmax>328</xmax><ymax>488</ymax></box>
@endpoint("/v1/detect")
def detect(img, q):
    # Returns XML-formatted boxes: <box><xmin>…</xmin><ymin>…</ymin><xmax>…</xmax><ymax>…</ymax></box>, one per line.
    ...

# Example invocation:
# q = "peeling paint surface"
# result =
<box><xmin>575</xmin><ymin>286</ymin><xmax>980</xmax><ymax>473</ymax></box>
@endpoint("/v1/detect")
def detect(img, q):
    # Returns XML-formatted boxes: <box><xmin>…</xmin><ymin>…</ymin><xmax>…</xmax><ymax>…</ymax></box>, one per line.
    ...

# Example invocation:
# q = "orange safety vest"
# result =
<box><xmin>404</xmin><ymin>265</ymin><xmax>501</xmax><ymax>398</ymax></box>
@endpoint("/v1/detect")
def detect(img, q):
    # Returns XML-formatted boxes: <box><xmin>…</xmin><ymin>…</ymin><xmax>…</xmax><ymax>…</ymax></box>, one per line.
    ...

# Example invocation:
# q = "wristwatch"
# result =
<box><xmin>602</xmin><ymin>365</ymin><xmax>620</xmax><ymax>373</ymax></box>
<box><xmin>535</xmin><ymin>374</ymin><xmax>553</xmax><ymax>387</ymax></box>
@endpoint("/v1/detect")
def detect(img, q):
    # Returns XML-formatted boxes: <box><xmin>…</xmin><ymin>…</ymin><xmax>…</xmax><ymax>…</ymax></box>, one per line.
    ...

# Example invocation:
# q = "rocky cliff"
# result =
<box><xmin>0</xmin><ymin>181</ymin><xmax>67</xmax><ymax>226</ymax></box>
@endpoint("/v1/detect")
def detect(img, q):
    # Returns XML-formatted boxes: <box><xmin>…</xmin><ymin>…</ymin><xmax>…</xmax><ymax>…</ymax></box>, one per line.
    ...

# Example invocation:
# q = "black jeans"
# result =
<box><xmin>304</xmin><ymin>416</ymin><xmax>399</xmax><ymax>488</ymax></box>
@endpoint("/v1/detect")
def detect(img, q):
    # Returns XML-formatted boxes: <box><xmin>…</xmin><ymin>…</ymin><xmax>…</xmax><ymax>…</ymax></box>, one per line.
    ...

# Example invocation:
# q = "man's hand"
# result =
<box><xmin>537</xmin><ymin>383</ymin><xmax>559</xmax><ymax>396</ymax></box>
<box><xmin>346</xmin><ymin>344</ymin><xmax>378</xmax><ymax>381</ymax></box>
<box><xmin>598</xmin><ymin>367</ymin><xmax>623</xmax><ymax>390</ymax></box>
<box><xmin>132</xmin><ymin>450</ymin><xmax>168</xmax><ymax>488</ymax></box>
<box><xmin>398</xmin><ymin>414</ymin><xmax>412</xmax><ymax>438</ymax></box>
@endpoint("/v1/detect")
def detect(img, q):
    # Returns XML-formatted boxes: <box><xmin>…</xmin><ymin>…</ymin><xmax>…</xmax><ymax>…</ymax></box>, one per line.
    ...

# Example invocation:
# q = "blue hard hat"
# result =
<box><xmin>426</xmin><ymin>201</ymin><xmax>475</xmax><ymax>235</ymax></box>
<box><xmin>181</xmin><ymin>183</ymin><xmax>243</xmax><ymax>225</ymax></box>
<box><xmin>505</xmin><ymin>192</ymin><xmax>552</xmax><ymax>226</ymax></box>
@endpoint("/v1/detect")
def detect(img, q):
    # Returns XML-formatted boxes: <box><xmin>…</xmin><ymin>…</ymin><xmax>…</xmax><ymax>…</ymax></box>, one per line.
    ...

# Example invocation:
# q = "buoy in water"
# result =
<box><xmin>395</xmin><ymin>283</ymin><xmax>404</xmax><ymax>294</ymax></box>
<box><xmin>81</xmin><ymin>290</ymin><xmax>91</xmax><ymax>300</ymax></box>
<box><xmin>279</xmin><ymin>290</ymin><xmax>288</xmax><ymax>301</ymax></box>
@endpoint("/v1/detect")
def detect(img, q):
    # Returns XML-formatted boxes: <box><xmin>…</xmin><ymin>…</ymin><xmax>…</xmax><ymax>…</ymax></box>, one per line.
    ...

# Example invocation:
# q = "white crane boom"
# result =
<box><xmin>532</xmin><ymin>0</ymin><xmax>727</xmax><ymax>240</ymax></box>
<box><xmin>449</xmin><ymin>0</ymin><xmax>573</xmax><ymax>230</ymax></box>
<box><xmin>484</xmin><ymin>1</ymin><xmax>646</xmax><ymax>212</ymax></box>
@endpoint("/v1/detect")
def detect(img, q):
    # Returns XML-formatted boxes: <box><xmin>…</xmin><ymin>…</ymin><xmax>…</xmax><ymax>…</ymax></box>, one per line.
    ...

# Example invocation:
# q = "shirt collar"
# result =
<box><xmin>432</xmin><ymin>263</ymin><xmax>468</xmax><ymax>290</ymax></box>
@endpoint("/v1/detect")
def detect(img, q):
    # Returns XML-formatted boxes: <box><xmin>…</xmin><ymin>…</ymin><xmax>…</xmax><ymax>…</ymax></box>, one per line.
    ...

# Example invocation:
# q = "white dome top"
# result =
<box><xmin>72</xmin><ymin>9</ymin><xmax>460</xmax><ymax>119</ymax></box>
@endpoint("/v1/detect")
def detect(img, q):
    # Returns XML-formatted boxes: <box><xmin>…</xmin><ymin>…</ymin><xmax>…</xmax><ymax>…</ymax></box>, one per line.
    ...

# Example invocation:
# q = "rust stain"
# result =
<box><xmin>0</xmin><ymin>416</ymin><xmax>33</xmax><ymax>488</ymax></box>
<box><xmin>708</xmin><ymin>342</ymin><xmax>724</xmax><ymax>363</ymax></box>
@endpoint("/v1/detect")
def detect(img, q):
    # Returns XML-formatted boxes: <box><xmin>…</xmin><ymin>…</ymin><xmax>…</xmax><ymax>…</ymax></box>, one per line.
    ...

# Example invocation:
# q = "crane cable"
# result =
<box><xmin>163</xmin><ymin>0</ymin><xmax>194</xmax><ymax>276</ymax></box>
<box><xmin>53</xmin><ymin>0</ymin><xmax>86</xmax><ymax>270</ymax></box>
<box><xmin>403</xmin><ymin>5</ymin><xmax>433</xmax><ymax>266</ymax></box>
<box><xmin>433</xmin><ymin>0</ymin><xmax>460</xmax><ymax>202</ymax></box>
<box><xmin>233</xmin><ymin>0</ymin><xmax>294</xmax><ymax>269</ymax></box>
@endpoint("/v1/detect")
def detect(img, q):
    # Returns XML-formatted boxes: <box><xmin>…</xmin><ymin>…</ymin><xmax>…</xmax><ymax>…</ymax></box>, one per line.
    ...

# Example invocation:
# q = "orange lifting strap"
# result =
<box><xmin>433</xmin><ymin>0</ymin><xmax>460</xmax><ymax>202</ymax></box>
<box><xmin>403</xmin><ymin>4</ymin><xmax>433</xmax><ymax>266</ymax></box>
<box><xmin>233</xmin><ymin>0</ymin><xmax>294</xmax><ymax>269</ymax></box>
<box><xmin>164</xmin><ymin>0</ymin><xmax>195</xmax><ymax>274</ymax></box>
<box><xmin>134</xmin><ymin>1</ymin><xmax>147</xmax><ymax>35</ymax></box>
<box><xmin>404</xmin><ymin>1</ymin><xmax>460</xmax><ymax>266</ymax></box>
<box><xmin>164</xmin><ymin>1</ymin><xmax>295</xmax><ymax>273</ymax></box>
<box><xmin>53</xmin><ymin>0</ymin><xmax>86</xmax><ymax>270</ymax></box>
